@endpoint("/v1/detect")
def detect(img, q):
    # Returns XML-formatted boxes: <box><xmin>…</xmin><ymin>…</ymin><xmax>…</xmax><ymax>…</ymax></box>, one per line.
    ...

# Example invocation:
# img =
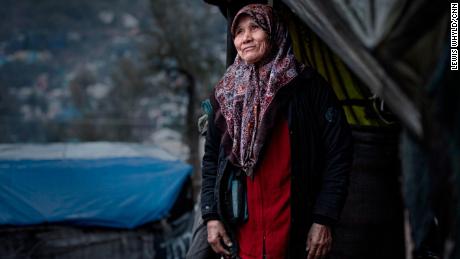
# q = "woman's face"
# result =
<box><xmin>233</xmin><ymin>15</ymin><xmax>270</xmax><ymax>64</ymax></box>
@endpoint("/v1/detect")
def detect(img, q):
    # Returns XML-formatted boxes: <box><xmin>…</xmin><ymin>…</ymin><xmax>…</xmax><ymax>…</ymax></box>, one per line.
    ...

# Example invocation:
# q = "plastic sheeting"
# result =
<box><xmin>0</xmin><ymin>143</ymin><xmax>192</xmax><ymax>229</ymax></box>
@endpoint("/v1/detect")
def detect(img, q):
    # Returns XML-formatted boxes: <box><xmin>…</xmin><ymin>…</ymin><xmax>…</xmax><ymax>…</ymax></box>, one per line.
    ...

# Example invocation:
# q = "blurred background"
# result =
<box><xmin>0</xmin><ymin>0</ymin><xmax>226</xmax><ymax>258</ymax></box>
<box><xmin>0</xmin><ymin>0</ymin><xmax>226</xmax><ymax>166</ymax></box>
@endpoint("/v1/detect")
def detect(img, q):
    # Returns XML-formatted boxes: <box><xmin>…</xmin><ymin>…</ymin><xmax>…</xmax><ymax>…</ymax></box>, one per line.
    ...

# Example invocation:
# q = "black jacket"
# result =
<box><xmin>201</xmin><ymin>67</ymin><xmax>353</xmax><ymax>258</ymax></box>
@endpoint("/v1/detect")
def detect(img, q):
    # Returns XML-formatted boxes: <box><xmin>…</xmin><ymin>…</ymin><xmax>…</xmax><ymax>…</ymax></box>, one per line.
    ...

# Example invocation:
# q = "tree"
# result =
<box><xmin>147</xmin><ymin>0</ymin><xmax>226</xmax><ymax>193</ymax></box>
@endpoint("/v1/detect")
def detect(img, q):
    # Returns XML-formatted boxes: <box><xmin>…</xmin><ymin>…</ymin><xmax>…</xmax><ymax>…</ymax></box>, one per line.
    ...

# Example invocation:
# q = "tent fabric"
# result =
<box><xmin>281</xmin><ymin>0</ymin><xmax>424</xmax><ymax>138</ymax></box>
<box><xmin>280</xmin><ymin>7</ymin><xmax>397</xmax><ymax>127</ymax></box>
<box><xmin>0</xmin><ymin>143</ymin><xmax>192</xmax><ymax>229</ymax></box>
<box><xmin>331</xmin><ymin>0</ymin><xmax>408</xmax><ymax>49</ymax></box>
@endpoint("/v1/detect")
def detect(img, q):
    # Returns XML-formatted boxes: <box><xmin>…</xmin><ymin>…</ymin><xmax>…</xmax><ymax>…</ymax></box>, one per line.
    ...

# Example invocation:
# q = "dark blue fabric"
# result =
<box><xmin>0</xmin><ymin>157</ymin><xmax>192</xmax><ymax>229</ymax></box>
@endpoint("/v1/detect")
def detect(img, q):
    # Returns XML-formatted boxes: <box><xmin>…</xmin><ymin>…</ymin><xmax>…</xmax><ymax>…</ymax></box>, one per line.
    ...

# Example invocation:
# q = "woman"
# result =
<box><xmin>200</xmin><ymin>4</ymin><xmax>353</xmax><ymax>259</ymax></box>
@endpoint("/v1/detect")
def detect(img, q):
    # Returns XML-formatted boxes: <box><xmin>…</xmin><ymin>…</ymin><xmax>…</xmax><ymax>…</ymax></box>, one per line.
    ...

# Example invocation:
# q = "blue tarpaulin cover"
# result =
<box><xmin>0</xmin><ymin>143</ymin><xmax>192</xmax><ymax>229</ymax></box>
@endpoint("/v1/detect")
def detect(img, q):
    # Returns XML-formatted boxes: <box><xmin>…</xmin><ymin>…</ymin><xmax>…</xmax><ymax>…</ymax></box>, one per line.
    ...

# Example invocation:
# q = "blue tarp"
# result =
<box><xmin>0</xmin><ymin>156</ymin><xmax>192</xmax><ymax>229</ymax></box>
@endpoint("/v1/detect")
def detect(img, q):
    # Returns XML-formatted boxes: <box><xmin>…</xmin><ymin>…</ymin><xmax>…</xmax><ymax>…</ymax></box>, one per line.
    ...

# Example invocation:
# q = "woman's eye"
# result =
<box><xmin>250</xmin><ymin>24</ymin><xmax>259</xmax><ymax>30</ymax></box>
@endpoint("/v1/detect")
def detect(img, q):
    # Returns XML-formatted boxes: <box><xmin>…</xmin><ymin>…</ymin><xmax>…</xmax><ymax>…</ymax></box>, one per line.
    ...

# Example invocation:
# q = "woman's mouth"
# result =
<box><xmin>243</xmin><ymin>46</ymin><xmax>255</xmax><ymax>52</ymax></box>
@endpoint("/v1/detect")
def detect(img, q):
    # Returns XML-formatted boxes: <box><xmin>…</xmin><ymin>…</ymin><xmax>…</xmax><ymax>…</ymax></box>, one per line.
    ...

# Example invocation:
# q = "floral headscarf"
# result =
<box><xmin>215</xmin><ymin>4</ymin><xmax>304</xmax><ymax>176</ymax></box>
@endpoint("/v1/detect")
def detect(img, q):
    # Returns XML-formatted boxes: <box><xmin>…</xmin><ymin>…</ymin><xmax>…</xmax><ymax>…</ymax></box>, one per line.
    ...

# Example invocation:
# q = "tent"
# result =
<box><xmin>0</xmin><ymin>142</ymin><xmax>194</xmax><ymax>258</ymax></box>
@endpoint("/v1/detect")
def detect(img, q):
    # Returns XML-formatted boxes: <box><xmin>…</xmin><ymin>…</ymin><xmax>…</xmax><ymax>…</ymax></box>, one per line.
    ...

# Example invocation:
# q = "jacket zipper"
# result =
<box><xmin>263</xmin><ymin>234</ymin><xmax>266</xmax><ymax>259</ymax></box>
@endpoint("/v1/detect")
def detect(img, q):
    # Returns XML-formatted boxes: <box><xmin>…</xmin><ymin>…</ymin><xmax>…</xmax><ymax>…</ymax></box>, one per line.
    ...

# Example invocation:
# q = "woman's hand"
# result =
<box><xmin>306</xmin><ymin>223</ymin><xmax>332</xmax><ymax>259</ymax></box>
<box><xmin>206</xmin><ymin>220</ymin><xmax>232</xmax><ymax>256</ymax></box>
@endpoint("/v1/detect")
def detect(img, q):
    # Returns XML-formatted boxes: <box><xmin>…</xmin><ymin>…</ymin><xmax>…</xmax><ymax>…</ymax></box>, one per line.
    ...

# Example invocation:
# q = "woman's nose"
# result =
<box><xmin>242</xmin><ymin>30</ymin><xmax>252</xmax><ymax>42</ymax></box>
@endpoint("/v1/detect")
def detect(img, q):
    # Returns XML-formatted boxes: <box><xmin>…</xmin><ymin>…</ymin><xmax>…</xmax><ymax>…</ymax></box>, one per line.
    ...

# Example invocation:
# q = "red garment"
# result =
<box><xmin>237</xmin><ymin>119</ymin><xmax>291</xmax><ymax>259</ymax></box>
